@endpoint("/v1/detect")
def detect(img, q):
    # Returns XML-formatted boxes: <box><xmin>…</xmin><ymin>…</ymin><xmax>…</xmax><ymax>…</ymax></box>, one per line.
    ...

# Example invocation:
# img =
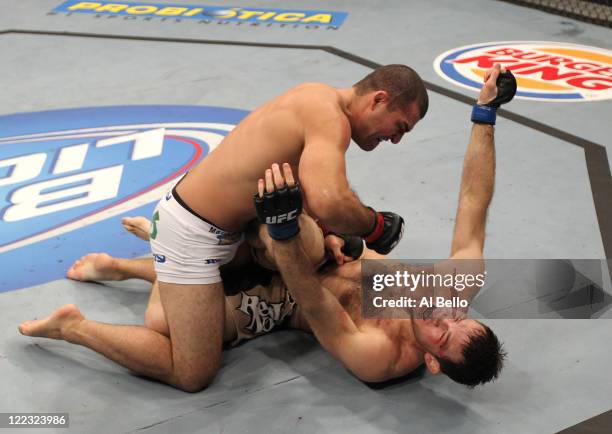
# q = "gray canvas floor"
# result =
<box><xmin>1</xmin><ymin>1</ymin><xmax>611</xmax><ymax>433</ymax></box>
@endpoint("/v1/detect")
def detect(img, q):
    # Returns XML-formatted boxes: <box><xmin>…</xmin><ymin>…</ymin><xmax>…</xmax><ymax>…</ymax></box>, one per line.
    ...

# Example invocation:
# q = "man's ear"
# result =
<box><xmin>424</xmin><ymin>353</ymin><xmax>441</xmax><ymax>375</ymax></box>
<box><xmin>371</xmin><ymin>90</ymin><xmax>389</xmax><ymax>109</ymax></box>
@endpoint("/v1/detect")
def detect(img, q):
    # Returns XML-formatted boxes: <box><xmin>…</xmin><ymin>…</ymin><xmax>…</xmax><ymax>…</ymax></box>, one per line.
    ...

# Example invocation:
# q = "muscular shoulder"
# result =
<box><xmin>294</xmin><ymin>83</ymin><xmax>345</xmax><ymax>114</ymax></box>
<box><xmin>348</xmin><ymin>328</ymin><xmax>400</xmax><ymax>382</ymax></box>
<box><xmin>292</xmin><ymin>82</ymin><xmax>339</xmax><ymax>101</ymax></box>
<box><xmin>290</xmin><ymin>83</ymin><xmax>351</xmax><ymax>143</ymax></box>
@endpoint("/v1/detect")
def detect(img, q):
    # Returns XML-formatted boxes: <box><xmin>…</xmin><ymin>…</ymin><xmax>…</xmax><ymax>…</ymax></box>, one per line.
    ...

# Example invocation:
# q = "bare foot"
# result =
<box><xmin>19</xmin><ymin>304</ymin><xmax>84</xmax><ymax>340</ymax></box>
<box><xmin>67</xmin><ymin>253</ymin><xmax>122</xmax><ymax>281</ymax></box>
<box><xmin>122</xmin><ymin>216</ymin><xmax>151</xmax><ymax>241</ymax></box>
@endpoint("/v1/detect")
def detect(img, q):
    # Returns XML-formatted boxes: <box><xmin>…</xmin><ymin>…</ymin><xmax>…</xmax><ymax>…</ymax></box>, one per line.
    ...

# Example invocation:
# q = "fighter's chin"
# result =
<box><xmin>411</xmin><ymin>321</ymin><xmax>440</xmax><ymax>348</ymax></box>
<box><xmin>356</xmin><ymin>139</ymin><xmax>379</xmax><ymax>152</ymax></box>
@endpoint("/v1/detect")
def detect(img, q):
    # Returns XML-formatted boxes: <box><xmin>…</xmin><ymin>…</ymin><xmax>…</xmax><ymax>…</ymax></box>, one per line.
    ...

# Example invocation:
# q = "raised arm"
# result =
<box><xmin>414</xmin><ymin>123</ymin><xmax>492</xmax><ymax>322</ymax></box>
<box><xmin>254</xmin><ymin>163</ymin><xmax>395</xmax><ymax>382</ymax></box>
<box><xmin>431</xmin><ymin>65</ymin><xmax>516</xmax><ymax>316</ymax></box>
<box><xmin>450</xmin><ymin>64</ymin><xmax>515</xmax><ymax>259</ymax></box>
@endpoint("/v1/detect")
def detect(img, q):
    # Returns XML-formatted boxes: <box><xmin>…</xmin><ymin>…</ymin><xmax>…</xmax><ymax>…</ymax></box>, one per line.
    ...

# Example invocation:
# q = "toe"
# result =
<box><xmin>18</xmin><ymin>322</ymin><xmax>31</xmax><ymax>335</ymax></box>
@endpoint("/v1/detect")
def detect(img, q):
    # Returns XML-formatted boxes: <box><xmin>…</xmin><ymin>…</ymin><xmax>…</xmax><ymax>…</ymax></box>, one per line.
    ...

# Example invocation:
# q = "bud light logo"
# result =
<box><xmin>434</xmin><ymin>41</ymin><xmax>612</xmax><ymax>102</ymax></box>
<box><xmin>0</xmin><ymin>105</ymin><xmax>248</xmax><ymax>292</ymax></box>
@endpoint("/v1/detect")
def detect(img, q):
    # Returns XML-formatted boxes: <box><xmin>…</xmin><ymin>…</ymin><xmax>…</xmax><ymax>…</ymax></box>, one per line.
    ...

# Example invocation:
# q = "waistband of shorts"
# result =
<box><xmin>171</xmin><ymin>185</ymin><xmax>240</xmax><ymax>236</ymax></box>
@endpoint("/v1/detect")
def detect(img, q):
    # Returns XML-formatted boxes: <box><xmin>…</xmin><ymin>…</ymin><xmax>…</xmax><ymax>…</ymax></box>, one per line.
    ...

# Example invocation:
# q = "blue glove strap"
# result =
<box><xmin>267</xmin><ymin>221</ymin><xmax>300</xmax><ymax>241</ymax></box>
<box><xmin>471</xmin><ymin>105</ymin><xmax>497</xmax><ymax>125</ymax></box>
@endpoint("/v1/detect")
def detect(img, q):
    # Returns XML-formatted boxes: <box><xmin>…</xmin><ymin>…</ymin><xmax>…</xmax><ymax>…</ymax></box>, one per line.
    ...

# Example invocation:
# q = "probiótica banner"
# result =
<box><xmin>53</xmin><ymin>1</ymin><xmax>348</xmax><ymax>27</ymax></box>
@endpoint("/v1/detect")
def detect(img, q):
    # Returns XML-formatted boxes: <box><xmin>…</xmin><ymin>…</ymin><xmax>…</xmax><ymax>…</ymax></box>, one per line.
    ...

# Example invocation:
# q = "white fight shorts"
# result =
<box><xmin>149</xmin><ymin>186</ymin><xmax>243</xmax><ymax>285</ymax></box>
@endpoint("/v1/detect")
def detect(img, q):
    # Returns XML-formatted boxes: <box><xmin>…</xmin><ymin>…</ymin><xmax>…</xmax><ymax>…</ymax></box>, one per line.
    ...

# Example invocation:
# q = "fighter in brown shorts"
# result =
<box><xmin>50</xmin><ymin>190</ymin><xmax>502</xmax><ymax>388</ymax></box>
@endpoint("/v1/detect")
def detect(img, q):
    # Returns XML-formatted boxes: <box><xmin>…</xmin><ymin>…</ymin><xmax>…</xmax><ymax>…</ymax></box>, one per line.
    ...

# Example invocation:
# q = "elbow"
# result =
<box><xmin>353</xmin><ymin>368</ymin><xmax>389</xmax><ymax>384</ymax></box>
<box><xmin>304</xmin><ymin>188</ymin><xmax>348</xmax><ymax>224</ymax></box>
<box><xmin>310</xmin><ymin>203</ymin><xmax>336</xmax><ymax>224</ymax></box>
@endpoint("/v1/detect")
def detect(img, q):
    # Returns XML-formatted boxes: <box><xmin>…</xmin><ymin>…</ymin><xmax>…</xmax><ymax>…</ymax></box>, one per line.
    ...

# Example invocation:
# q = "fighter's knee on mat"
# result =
<box><xmin>173</xmin><ymin>365</ymin><xmax>218</xmax><ymax>393</ymax></box>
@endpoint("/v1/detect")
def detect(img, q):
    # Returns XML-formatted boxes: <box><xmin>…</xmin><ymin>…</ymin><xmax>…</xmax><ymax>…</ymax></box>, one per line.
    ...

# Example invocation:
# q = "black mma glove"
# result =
<box><xmin>318</xmin><ymin>222</ymin><xmax>365</xmax><ymax>260</ymax></box>
<box><xmin>363</xmin><ymin>208</ymin><xmax>404</xmax><ymax>255</ymax></box>
<box><xmin>336</xmin><ymin>233</ymin><xmax>365</xmax><ymax>260</ymax></box>
<box><xmin>254</xmin><ymin>183</ymin><xmax>302</xmax><ymax>241</ymax></box>
<box><xmin>471</xmin><ymin>70</ymin><xmax>517</xmax><ymax>125</ymax></box>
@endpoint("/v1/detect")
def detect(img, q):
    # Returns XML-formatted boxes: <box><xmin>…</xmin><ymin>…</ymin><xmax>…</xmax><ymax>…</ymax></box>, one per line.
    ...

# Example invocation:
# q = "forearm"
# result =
<box><xmin>256</xmin><ymin>161</ymin><xmax>390</xmax><ymax>380</ymax></box>
<box><xmin>458</xmin><ymin>124</ymin><xmax>495</xmax><ymax>212</ymax></box>
<box><xmin>307</xmin><ymin>189</ymin><xmax>374</xmax><ymax>236</ymax></box>
<box><xmin>270</xmin><ymin>238</ymin><xmax>357</xmax><ymax>338</ymax></box>
<box><xmin>271</xmin><ymin>238</ymin><xmax>330</xmax><ymax>310</ymax></box>
<box><xmin>450</xmin><ymin>124</ymin><xmax>495</xmax><ymax>255</ymax></box>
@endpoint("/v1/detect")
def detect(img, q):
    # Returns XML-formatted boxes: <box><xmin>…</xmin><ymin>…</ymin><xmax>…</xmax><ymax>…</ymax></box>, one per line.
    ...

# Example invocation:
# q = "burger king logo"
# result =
<box><xmin>434</xmin><ymin>41</ymin><xmax>612</xmax><ymax>102</ymax></box>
